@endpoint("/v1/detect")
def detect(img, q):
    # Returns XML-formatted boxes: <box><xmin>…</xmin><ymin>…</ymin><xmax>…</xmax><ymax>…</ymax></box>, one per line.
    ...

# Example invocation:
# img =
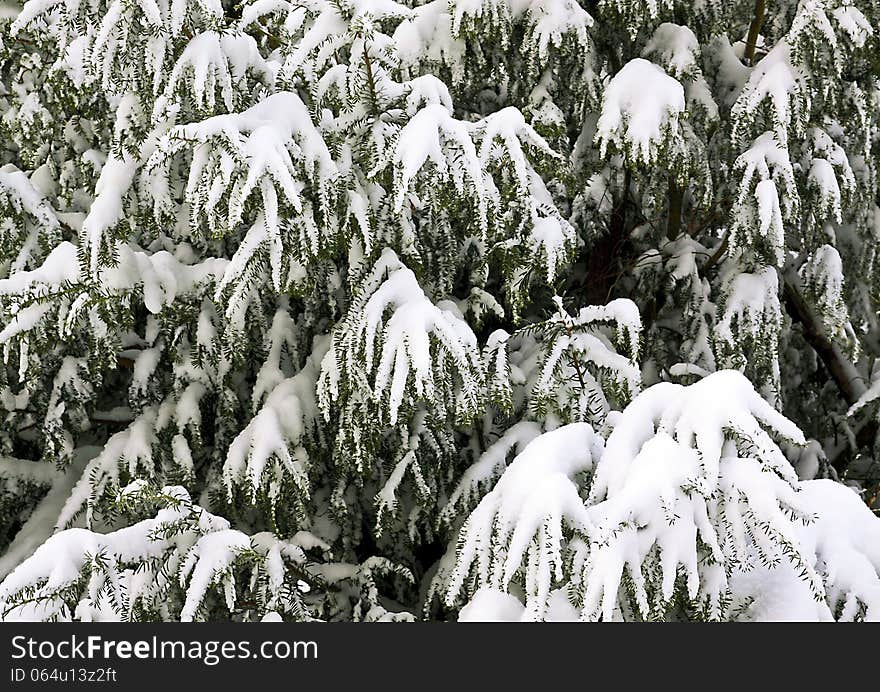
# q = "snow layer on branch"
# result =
<box><xmin>730</xmin><ymin>132</ymin><xmax>798</xmax><ymax>265</ymax></box>
<box><xmin>714</xmin><ymin>266</ymin><xmax>781</xmax><ymax>376</ymax></box>
<box><xmin>833</xmin><ymin>5</ymin><xmax>874</xmax><ymax>47</ymax></box>
<box><xmin>642</xmin><ymin>23</ymin><xmax>699</xmax><ymax>80</ymax></box>
<box><xmin>595</xmin><ymin>58</ymin><xmax>685</xmax><ymax>166</ymax></box>
<box><xmin>178</xmin><ymin>529</ymin><xmax>250</xmax><ymax>621</ymax></box>
<box><xmin>0</xmin><ymin>457</ymin><xmax>56</xmax><ymax>486</ymax></box>
<box><xmin>0</xmin><ymin>240</ymin><xmax>227</xmax><ymax>348</ymax></box>
<box><xmin>440</xmin><ymin>421</ymin><xmax>543</xmax><ymax>527</ymax></box>
<box><xmin>0</xmin><ymin>485</ymin><xmax>204</xmax><ymax>620</ymax></box>
<box><xmin>530</xmin><ymin>297</ymin><xmax>642</xmax><ymax>425</ymax></box>
<box><xmin>148</xmin><ymin>92</ymin><xmax>337</xmax><ymax>271</ymax></box>
<box><xmin>10</xmin><ymin>0</ymin><xmax>66</xmax><ymax>34</ymax></box>
<box><xmin>449</xmin><ymin>0</ymin><xmax>591</xmax><ymax>41</ymax></box>
<box><xmin>375</xmin><ymin>99</ymin><xmax>573</xmax><ymax>294</ymax></box>
<box><xmin>275</xmin><ymin>0</ymin><xmax>411</xmax><ymax>82</ymax></box>
<box><xmin>732</xmin><ymin>43</ymin><xmax>808</xmax><ymax>146</ymax></box>
<box><xmin>393</xmin><ymin>0</ymin><xmax>592</xmax><ymax>77</ymax></box>
<box><xmin>730</xmin><ymin>479</ymin><xmax>880</xmax><ymax>621</ymax></box>
<box><xmin>13</xmin><ymin>0</ymin><xmax>226</xmax><ymax>94</ymax></box>
<box><xmin>444</xmin><ymin>423</ymin><xmax>602</xmax><ymax>619</ymax></box>
<box><xmin>319</xmin><ymin>249</ymin><xmax>482</xmax><ymax>425</ymax></box>
<box><xmin>728</xmin><ymin>562</ymin><xmax>833</xmax><ymax>621</ymax></box>
<box><xmin>165</xmin><ymin>31</ymin><xmax>274</xmax><ymax>113</ymax></box>
<box><xmin>103</xmin><ymin>245</ymin><xmax>228</xmax><ymax>315</ymax></box>
<box><xmin>458</xmin><ymin>587</ymin><xmax>526</xmax><ymax>621</ymax></box>
<box><xmin>591</xmin><ymin>370</ymin><xmax>804</xmax><ymax>502</ymax></box>
<box><xmin>805</xmin><ymin>127</ymin><xmax>856</xmax><ymax>225</ymax></box>
<box><xmin>0</xmin><ymin>164</ymin><xmax>59</xmax><ymax>272</ymax></box>
<box><xmin>0</xmin><ymin>241</ymin><xmax>79</xmax><ymax>298</ymax></box>
<box><xmin>796</xmin><ymin>480</ymin><xmax>880</xmax><ymax>620</ymax></box>
<box><xmin>582</xmin><ymin>434</ymin><xmax>815</xmax><ymax>621</ymax></box>
<box><xmin>473</xmin><ymin>106</ymin><xmax>574</xmax><ymax>281</ymax></box>
<box><xmin>799</xmin><ymin>244</ymin><xmax>854</xmax><ymax>347</ymax></box>
<box><xmin>251</xmin><ymin>305</ymin><xmax>300</xmax><ymax>406</ymax></box>
<box><xmin>393</xmin><ymin>1</ymin><xmax>464</xmax><ymax>76</ymax></box>
<box><xmin>0</xmin><ymin>485</ymin><xmax>309</xmax><ymax>622</ymax></box>
<box><xmin>378</xmin><ymin>103</ymin><xmax>488</xmax><ymax>230</ymax></box>
<box><xmin>0</xmin><ymin>450</ymin><xmax>95</xmax><ymax>582</ymax></box>
<box><xmin>0</xmin><ymin>242</ymin><xmax>80</xmax><ymax>344</ymax></box>
<box><xmin>83</xmin><ymin>151</ymin><xmax>138</xmax><ymax>275</ymax></box>
<box><xmin>55</xmin><ymin>409</ymin><xmax>160</xmax><ymax>529</ymax></box>
<box><xmin>0</xmin><ymin>164</ymin><xmax>57</xmax><ymax>227</ymax></box>
<box><xmin>849</xmin><ymin>370</ymin><xmax>880</xmax><ymax>419</ymax></box>
<box><xmin>222</xmin><ymin>336</ymin><xmax>328</xmax><ymax>512</ymax></box>
<box><xmin>457</xmin><ymin>586</ymin><xmax>578</xmax><ymax>621</ymax></box>
<box><xmin>577</xmin><ymin>371</ymin><xmax>810</xmax><ymax>620</ymax></box>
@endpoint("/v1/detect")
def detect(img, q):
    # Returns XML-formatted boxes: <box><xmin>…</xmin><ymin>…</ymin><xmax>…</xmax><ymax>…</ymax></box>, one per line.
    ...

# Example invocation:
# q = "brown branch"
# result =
<box><xmin>825</xmin><ymin>413</ymin><xmax>877</xmax><ymax>475</ymax></box>
<box><xmin>361</xmin><ymin>40</ymin><xmax>379</xmax><ymax>116</ymax></box>
<box><xmin>666</xmin><ymin>178</ymin><xmax>683</xmax><ymax>241</ymax></box>
<box><xmin>744</xmin><ymin>0</ymin><xmax>767</xmax><ymax>66</ymax></box>
<box><xmin>782</xmin><ymin>273</ymin><xmax>875</xmax><ymax>472</ymax></box>
<box><xmin>579</xmin><ymin>168</ymin><xmax>633</xmax><ymax>306</ymax></box>
<box><xmin>559</xmin><ymin>309</ymin><xmax>587</xmax><ymax>392</ymax></box>
<box><xmin>702</xmin><ymin>230</ymin><xmax>729</xmax><ymax>272</ymax></box>
<box><xmin>782</xmin><ymin>275</ymin><xmax>865</xmax><ymax>406</ymax></box>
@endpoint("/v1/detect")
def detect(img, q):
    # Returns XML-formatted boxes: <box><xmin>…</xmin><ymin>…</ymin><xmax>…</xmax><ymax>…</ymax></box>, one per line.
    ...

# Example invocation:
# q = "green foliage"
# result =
<box><xmin>1</xmin><ymin>0</ymin><xmax>880</xmax><ymax>622</ymax></box>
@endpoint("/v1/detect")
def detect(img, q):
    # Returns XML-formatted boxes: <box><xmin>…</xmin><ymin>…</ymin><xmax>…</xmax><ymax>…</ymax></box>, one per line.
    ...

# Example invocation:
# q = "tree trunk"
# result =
<box><xmin>782</xmin><ymin>273</ymin><xmax>876</xmax><ymax>472</ymax></box>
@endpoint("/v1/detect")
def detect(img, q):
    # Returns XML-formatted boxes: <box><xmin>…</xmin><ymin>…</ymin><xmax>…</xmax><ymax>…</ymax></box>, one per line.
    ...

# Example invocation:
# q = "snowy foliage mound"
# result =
<box><xmin>1</xmin><ymin>0</ymin><xmax>880</xmax><ymax>621</ymax></box>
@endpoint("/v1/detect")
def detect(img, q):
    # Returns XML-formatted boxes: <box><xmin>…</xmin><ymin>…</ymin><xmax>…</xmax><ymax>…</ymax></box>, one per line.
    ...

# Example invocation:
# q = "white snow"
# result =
<box><xmin>795</xmin><ymin>480</ymin><xmax>880</xmax><ymax>620</ymax></box>
<box><xmin>166</xmin><ymin>31</ymin><xmax>273</xmax><ymax>113</ymax></box>
<box><xmin>179</xmin><ymin>529</ymin><xmax>250</xmax><ymax>622</ymax></box>
<box><xmin>223</xmin><ymin>337</ymin><xmax>327</xmax><ymax>505</ymax></box>
<box><xmin>0</xmin><ymin>242</ymin><xmax>79</xmax><ymax>297</ymax></box>
<box><xmin>642</xmin><ymin>23</ymin><xmax>700</xmax><ymax>79</ymax></box>
<box><xmin>5</xmin><ymin>0</ymin><xmax>880</xmax><ymax>627</ymax></box>
<box><xmin>732</xmin><ymin>43</ymin><xmax>808</xmax><ymax>146</ymax></box>
<box><xmin>445</xmin><ymin>423</ymin><xmax>602</xmax><ymax>618</ymax></box>
<box><xmin>833</xmin><ymin>5</ymin><xmax>874</xmax><ymax>48</ymax></box>
<box><xmin>530</xmin><ymin>297</ymin><xmax>642</xmax><ymax>425</ymax></box>
<box><xmin>799</xmin><ymin>244</ymin><xmax>852</xmax><ymax>344</ymax></box>
<box><xmin>458</xmin><ymin>587</ymin><xmax>524</xmax><ymax>621</ymax></box>
<box><xmin>440</xmin><ymin>421</ymin><xmax>542</xmax><ymax>526</ymax></box>
<box><xmin>715</xmin><ymin>267</ymin><xmax>781</xmax><ymax>357</ymax></box>
<box><xmin>83</xmin><ymin>99</ymin><xmax>142</xmax><ymax>275</ymax></box>
<box><xmin>395</xmin><ymin>0</ymin><xmax>592</xmax><ymax>74</ymax></box>
<box><xmin>595</xmin><ymin>58</ymin><xmax>685</xmax><ymax>165</ymax></box>
<box><xmin>103</xmin><ymin>244</ymin><xmax>228</xmax><ymax>314</ymax></box>
<box><xmin>380</xmin><ymin>103</ymin><xmax>487</xmax><ymax>229</ymax></box>
<box><xmin>731</xmin><ymin>132</ymin><xmax>798</xmax><ymax>265</ymax></box>
<box><xmin>0</xmin><ymin>483</ymin><xmax>294</xmax><ymax>622</ymax></box>
<box><xmin>319</xmin><ymin>249</ymin><xmax>482</xmax><ymax>425</ymax></box>
<box><xmin>148</xmin><ymin>91</ymin><xmax>337</xmax><ymax>277</ymax></box>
